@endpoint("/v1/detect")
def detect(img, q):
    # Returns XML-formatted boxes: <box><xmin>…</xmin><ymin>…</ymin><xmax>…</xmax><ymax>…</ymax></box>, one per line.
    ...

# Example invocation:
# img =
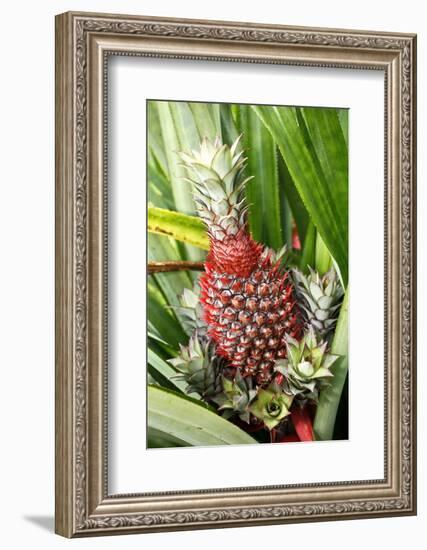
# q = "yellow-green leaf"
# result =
<box><xmin>148</xmin><ymin>206</ymin><xmax>209</xmax><ymax>250</ymax></box>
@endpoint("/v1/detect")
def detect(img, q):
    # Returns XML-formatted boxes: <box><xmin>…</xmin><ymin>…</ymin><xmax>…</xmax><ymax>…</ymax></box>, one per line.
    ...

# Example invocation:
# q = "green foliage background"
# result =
<box><xmin>147</xmin><ymin>101</ymin><xmax>348</xmax><ymax>447</ymax></box>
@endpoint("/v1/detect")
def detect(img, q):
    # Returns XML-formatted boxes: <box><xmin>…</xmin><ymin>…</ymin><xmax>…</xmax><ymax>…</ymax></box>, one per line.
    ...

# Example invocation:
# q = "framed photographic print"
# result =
<box><xmin>55</xmin><ymin>11</ymin><xmax>417</xmax><ymax>537</ymax></box>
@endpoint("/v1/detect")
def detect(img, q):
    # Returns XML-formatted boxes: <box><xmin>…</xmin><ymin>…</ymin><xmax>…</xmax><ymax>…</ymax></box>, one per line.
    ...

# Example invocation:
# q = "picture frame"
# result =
<box><xmin>55</xmin><ymin>11</ymin><xmax>417</xmax><ymax>538</ymax></box>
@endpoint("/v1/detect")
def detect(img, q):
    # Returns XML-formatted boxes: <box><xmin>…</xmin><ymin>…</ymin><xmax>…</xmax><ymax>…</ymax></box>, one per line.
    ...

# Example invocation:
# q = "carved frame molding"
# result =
<box><xmin>55</xmin><ymin>11</ymin><xmax>416</xmax><ymax>537</ymax></box>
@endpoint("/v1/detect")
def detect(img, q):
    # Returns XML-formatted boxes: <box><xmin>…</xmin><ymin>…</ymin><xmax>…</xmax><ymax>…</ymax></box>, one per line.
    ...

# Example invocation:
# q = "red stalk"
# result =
<box><xmin>292</xmin><ymin>223</ymin><xmax>301</xmax><ymax>250</ymax></box>
<box><xmin>291</xmin><ymin>406</ymin><xmax>314</xmax><ymax>442</ymax></box>
<box><xmin>278</xmin><ymin>434</ymin><xmax>300</xmax><ymax>443</ymax></box>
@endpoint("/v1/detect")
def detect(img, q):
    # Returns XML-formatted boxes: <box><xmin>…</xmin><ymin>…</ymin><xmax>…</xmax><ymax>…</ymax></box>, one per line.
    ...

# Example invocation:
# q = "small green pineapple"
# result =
<box><xmin>212</xmin><ymin>370</ymin><xmax>257</xmax><ymax>424</ymax></box>
<box><xmin>168</xmin><ymin>332</ymin><xmax>222</xmax><ymax>398</ymax></box>
<box><xmin>275</xmin><ymin>327</ymin><xmax>338</xmax><ymax>401</ymax></box>
<box><xmin>173</xmin><ymin>285</ymin><xmax>206</xmax><ymax>336</ymax></box>
<box><xmin>248</xmin><ymin>383</ymin><xmax>294</xmax><ymax>430</ymax></box>
<box><xmin>293</xmin><ymin>266</ymin><xmax>343</xmax><ymax>340</ymax></box>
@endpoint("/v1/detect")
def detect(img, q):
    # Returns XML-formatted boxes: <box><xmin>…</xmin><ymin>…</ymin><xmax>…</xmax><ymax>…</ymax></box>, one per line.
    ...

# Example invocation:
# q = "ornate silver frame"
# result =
<box><xmin>55</xmin><ymin>11</ymin><xmax>417</xmax><ymax>537</ymax></box>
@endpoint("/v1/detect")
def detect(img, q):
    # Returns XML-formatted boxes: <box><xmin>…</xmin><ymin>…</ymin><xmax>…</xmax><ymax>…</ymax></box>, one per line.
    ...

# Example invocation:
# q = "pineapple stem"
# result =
<box><xmin>148</xmin><ymin>261</ymin><xmax>204</xmax><ymax>274</ymax></box>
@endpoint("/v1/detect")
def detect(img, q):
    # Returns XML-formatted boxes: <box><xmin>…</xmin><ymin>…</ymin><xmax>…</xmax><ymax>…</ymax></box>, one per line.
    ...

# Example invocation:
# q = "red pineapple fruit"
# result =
<box><xmin>178</xmin><ymin>136</ymin><xmax>301</xmax><ymax>385</ymax></box>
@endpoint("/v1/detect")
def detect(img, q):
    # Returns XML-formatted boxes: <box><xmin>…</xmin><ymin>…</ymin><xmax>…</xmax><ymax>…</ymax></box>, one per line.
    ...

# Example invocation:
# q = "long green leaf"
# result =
<box><xmin>338</xmin><ymin>109</ymin><xmax>349</xmax><ymax>147</ymax></box>
<box><xmin>147</xmin><ymin>428</ymin><xmax>188</xmax><ymax>448</ymax></box>
<box><xmin>147</xmin><ymin>101</ymin><xmax>169</xmax><ymax>177</ymax></box>
<box><xmin>155</xmin><ymin>101</ymin><xmax>222</xmax><ymax>212</ymax></box>
<box><xmin>169</xmin><ymin>101</ymin><xmax>202</xmax><ymax>150</ymax></box>
<box><xmin>153</xmin><ymin>100</ymin><xmax>223</xmax><ymax>261</ymax></box>
<box><xmin>315</xmin><ymin>233</ymin><xmax>333</xmax><ymax>276</ymax></box>
<box><xmin>299</xmin><ymin>107</ymin><xmax>348</xmax><ymax>243</ymax></box>
<box><xmin>148</xmin><ymin>281</ymin><xmax>188</xmax><ymax>348</ymax></box>
<box><xmin>300</xmin><ymin>221</ymin><xmax>316</xmax><ymax>271</ymax></box>
<box><xmin>148</xmin><ymin>232</ymin><xmax>194</xmax><ymax>316</ymax></box>
<box><xmin>156</xmin><ymin>101</ymin><xmax>196</xmax><ymax>216</ymax></box>
<box><xmin>253</xmin><ymin>105</ymin><xmax>348</xmax><ymax>285</ymax></box>
<box><xmin>221</xmin><ymin>104</ymin><xmax>289</xmax><ymax>247</ymax></box>
<box><xmin>189</xmin><ymin>102</ymin><xmax>221</xmax><ymax>138</ymax></box>
<box><xmin>147</xmin><ymin>348</ymin><xmax>193</xmax><ymax>395</ymax></box>
<box><xmin>219</xmin><ymin>103</ymin><xmax>240</xmax><ymax>146</ymax></box>
<box><xmin>148</xmin><ymin>329</ymin><xmax>177</xmax><ymax>358</ymax></box>
<box><xmin>148</xmin><ymin>171</ymin><xmax>175</xmax><ymax>211</ymax></box>
<box><xmin>313</xmin><ymin>289</ymin><xmax>349</xmax><ymax>440</ymax></box>
<box><xmin>234</xmin><ymin>105</ymin><xmax>282</xmax><ymax>249</ymax></box>
<box><xmin>277</xmin><ymin>154</ymin><xmax>309</xmax><ymax>246</ymax></box>
<box><xmin>147</xmin><ymin>386</ymin><xmax>258</xmax><ymax>447</ymax></box>
<box><xmin>155</xmin><ymin>102</ymin><xmax>203</xmax><ymax>262</ymax></box>
<box><xmin>148</xmin><ymin>207</ymin><xmax>209</xmax><ymax>250</ymax></box>
<box><xmin>147</xmin><ymin>103</ymin><xmax>175</xmax><ymax>210</ymax></box>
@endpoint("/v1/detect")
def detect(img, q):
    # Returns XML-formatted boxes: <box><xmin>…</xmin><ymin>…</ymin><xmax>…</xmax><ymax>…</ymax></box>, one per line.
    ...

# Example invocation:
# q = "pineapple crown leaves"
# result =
<box><xmin>168</xmin><ymin>331</ymin><xmax>222</xmax><ymax>398</ymax></box>
<box><xmin>292</xmin><ymin>266</ymin><xmax>344</xmax><ymax>339</ymax></box>
<box><xmin>274</xmin><ymin>327</ymin><xmax>338</xmax><ymax>398</ymax></box>
<box><xmin>177</xmin><ymin>135</ymin><xmax>254</xmax><ymax>240</ymax></box>
<box><xmin>211</xmin><ymin>369</ymin><xmax>257</xmax><ymax>424</ymax></box>
<box><xmin>248</xmin><ymin>382</ymin><xmax>294</xmax><ymax>430</ymax></box>
<box><xmin>260</xmin><ymin>244</ymin><xmax>288</xmax><ymax>268</ymax></box>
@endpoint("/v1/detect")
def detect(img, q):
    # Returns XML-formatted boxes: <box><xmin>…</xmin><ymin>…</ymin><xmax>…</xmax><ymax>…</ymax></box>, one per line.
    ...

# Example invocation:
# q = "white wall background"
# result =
<box><xmin>0</xmin><ymin>0</ymin><xmax>424</xmax><ymax>548</ymax></box>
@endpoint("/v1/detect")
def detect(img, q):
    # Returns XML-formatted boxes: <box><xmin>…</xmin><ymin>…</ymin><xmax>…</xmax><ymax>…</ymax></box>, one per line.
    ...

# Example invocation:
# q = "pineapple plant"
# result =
<box><xmin>147</xmin><ymin>100</ymin><xmax>348</xmax><ymax>447</ymax></box>
<box><xmin>178</xmin><ymin>136</ymin><xmax>302</xmax><ymax>386</ymax></box>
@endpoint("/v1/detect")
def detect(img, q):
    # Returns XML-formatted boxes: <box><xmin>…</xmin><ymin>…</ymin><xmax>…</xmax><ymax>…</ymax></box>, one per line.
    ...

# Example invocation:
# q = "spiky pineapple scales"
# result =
<box><xmin>179</xmin><ymin>136</ymin><xmax>301</xmax><ymax>385</ymax></box>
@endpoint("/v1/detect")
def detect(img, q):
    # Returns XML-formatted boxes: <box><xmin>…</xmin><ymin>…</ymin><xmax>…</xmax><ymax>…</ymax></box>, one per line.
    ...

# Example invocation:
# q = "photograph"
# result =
<box><xmin>147</xmin><ymin>100</ymin><xmax>348</xmax><ymax>447</ymax></box>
